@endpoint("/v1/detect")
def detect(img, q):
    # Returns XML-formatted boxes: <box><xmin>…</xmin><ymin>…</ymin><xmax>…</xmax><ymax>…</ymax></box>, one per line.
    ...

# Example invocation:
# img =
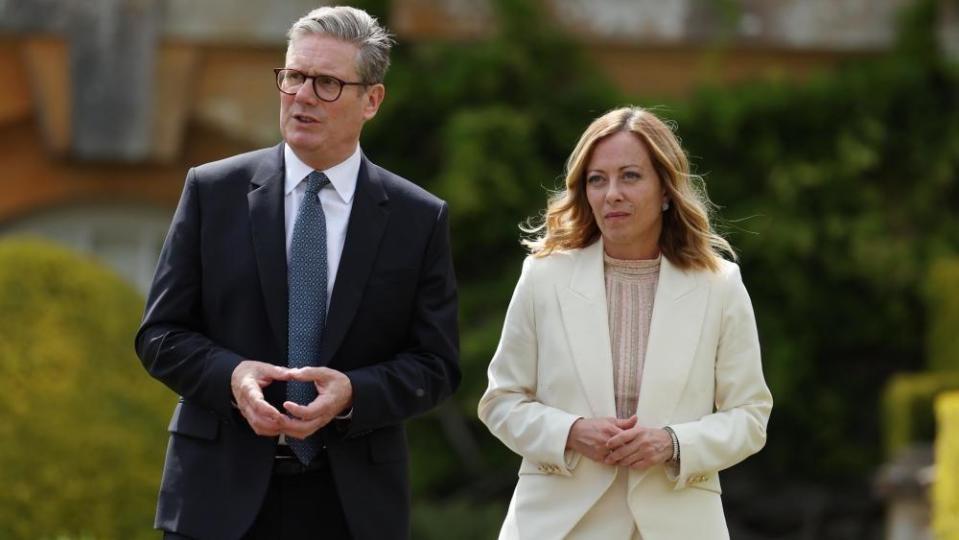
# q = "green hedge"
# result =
<box><xmin>0</xmin><ymin>238</ymin><xmax>173</xmax><ymax>539</ymax></box>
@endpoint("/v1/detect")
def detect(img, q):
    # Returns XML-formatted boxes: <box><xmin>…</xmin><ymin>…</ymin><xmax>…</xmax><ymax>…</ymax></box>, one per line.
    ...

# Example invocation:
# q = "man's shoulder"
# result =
<box><xmin>190</xmin><ymin>145</ymin><xmax>281</xmax><ymax>184</ymax></box>
<box><xmin>367</xmin><ymin>160</ymin><xmax>445</xmax><ymax>211</ymax></box>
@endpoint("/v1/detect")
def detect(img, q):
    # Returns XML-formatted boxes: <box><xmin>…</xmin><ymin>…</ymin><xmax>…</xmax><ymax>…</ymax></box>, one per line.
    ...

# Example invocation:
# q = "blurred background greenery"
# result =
<box><xmin>2</xmin><ymin>0</ymin><xmax>959</xmax><ymax>538</ymax></box>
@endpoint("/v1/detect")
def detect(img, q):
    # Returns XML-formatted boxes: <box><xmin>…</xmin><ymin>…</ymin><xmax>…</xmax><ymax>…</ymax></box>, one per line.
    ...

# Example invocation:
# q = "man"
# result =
<box><xmin>135</xmin><ymin>6</ymin><xmax>459</xmax><ymax>540</ymax></box>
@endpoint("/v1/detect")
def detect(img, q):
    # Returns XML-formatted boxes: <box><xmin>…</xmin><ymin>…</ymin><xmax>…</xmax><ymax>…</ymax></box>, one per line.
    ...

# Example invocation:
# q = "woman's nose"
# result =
<box><xmin>605</xmin><ymin>180</ymin><xmax>623</xmax><ymax>202</ymax></box>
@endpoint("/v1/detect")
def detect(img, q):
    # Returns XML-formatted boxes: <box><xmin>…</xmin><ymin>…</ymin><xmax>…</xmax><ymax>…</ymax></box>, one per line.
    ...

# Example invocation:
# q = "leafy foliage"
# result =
<box><xmin>927</xmin><ymin>259</ymin><xmax>959</xmax><ymax>372</ymax></box>
<box><xmin>0</xmin><ymin>238</ymin><xmax>174</xmax><ymax>539</ymax></box>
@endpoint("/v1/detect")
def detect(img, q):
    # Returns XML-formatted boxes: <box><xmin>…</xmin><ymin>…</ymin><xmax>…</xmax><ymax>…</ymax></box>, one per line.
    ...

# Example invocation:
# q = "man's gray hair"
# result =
<box><xmin>287</xmin><ymin>6</ymin><xmax>395</xmax><ymax>84</ymax></box>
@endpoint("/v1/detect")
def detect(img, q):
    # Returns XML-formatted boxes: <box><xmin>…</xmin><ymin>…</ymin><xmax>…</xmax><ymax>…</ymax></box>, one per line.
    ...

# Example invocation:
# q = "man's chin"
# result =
<box><xmin>285</xmin><ymin>135</ymin><xmax>323</xmax><ymax>154</ymax></box>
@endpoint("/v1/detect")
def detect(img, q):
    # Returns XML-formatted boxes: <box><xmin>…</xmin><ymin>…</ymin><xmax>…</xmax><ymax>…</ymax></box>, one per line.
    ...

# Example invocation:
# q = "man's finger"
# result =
<box><xmin>248</xmin><ymin>417</ymin><xmax>283</xmax><ymax>437</ymax></box>
<box><xmin>283</xmin><ymin>399</ymin><xmax>324</xmax><ymax>420</ymax></box>
<box><xmin>287</xmin><ymin>366</ymin><xmax>330</xmax><ymax>382</ymax></box>
<box><xmin>282</xmin><ymin>416</ymin><xmax>328</xmax><ymax>439</ymax></box>
<box><xmin>243</xmin><ymin>405</ymin><xmax>284</xmax><ymax>436</ymax></box>
<box><xmin>249</xmin><ymin>397</ymin><xmax>284</xmax><ymax>421</ymax></box>
<box><xmin>259</xmin><ymin>364</ymin><xmax>294</xmax><ymax>381</ymax></box>
<box><xmin>282</xmin><ymin>387</ymin><xmax>338</xmax><ymax>417</ymax></box>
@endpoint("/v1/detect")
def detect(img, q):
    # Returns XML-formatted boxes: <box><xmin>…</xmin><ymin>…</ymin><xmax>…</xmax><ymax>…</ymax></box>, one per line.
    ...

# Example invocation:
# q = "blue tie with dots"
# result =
<box><xmin>286</xmin><ymin>170</ymin><xmax>330</xmax><ymax>465</ymax></box>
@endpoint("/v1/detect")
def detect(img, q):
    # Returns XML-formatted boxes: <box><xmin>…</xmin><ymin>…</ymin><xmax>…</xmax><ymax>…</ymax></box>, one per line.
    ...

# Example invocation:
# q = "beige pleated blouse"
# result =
<box><xmin>603</xmin><ymin>253</ymin><xmax>661</xmax><ymax>419</ymax></box>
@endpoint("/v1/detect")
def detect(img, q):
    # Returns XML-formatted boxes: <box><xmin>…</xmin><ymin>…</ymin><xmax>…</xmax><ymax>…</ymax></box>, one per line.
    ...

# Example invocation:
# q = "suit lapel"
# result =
<box><xmin>319</xmin><ymin>156</ymin><xmax>389</xmax><ymax>366</ymax></box>
<box><xmin>628</xmin><ymin>257</ymin><xmax>708</xmax><ymax>492</ymax></box>
<box><xmin>248</xmin><ymin>144</ymin><xmax>289</xmax><ymax>355</ymax></box>
<box><xmin>557</xmin><ymin>241</ymin><xmax>617</xmax><ymax>418</ymax></box>
<box><xmin>634</xmin><ymin>256</ymin><xmax>708</xmax><ymax>426</ymax></box>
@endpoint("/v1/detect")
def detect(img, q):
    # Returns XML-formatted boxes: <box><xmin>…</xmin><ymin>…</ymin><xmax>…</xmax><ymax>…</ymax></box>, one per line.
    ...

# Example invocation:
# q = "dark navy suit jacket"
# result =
<box><xmin>135</xmin><ymin>144</ymin><xmax>460</xmax><ymax>540</ymax></box>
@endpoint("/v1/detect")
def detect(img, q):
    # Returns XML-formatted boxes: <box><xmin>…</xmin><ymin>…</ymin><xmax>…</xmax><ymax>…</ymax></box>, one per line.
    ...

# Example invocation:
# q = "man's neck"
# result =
<box><xmin>289</xmin><ymin>143</ymin><xmax>359</xmax><ymax>172</ymax></box>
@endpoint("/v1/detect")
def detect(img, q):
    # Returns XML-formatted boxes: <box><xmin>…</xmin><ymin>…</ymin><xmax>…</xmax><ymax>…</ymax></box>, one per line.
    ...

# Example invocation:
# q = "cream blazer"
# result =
<box><xmin>478</xmin><ymin>240</ymin><xmax>773</xmax><ymax>540</ymax></box>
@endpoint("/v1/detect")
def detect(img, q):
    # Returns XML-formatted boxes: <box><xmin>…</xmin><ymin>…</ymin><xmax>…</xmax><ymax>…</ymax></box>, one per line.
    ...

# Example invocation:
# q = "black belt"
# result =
<box><xmin>273</xmin><ymin>444</ymin><xmax>329</xmax><ymax>475</ymax></box>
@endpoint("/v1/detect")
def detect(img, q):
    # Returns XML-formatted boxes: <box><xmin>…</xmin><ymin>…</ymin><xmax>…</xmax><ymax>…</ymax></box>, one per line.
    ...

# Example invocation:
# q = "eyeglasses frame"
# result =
<box><xmin>273</xmin><ymin>68</ymin><xmax>371</xmax><ymax>102</ymax></box>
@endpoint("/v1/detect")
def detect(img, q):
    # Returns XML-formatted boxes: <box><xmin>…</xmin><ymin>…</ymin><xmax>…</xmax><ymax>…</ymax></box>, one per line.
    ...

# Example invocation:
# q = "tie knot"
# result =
<box><xmin>305</xmin><ymin>171</ymin><xmax>330</xmax><ymax>195</ymax></box>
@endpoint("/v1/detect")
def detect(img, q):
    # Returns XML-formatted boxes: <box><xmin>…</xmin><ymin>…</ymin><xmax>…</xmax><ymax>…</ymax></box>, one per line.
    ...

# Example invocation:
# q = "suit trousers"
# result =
<box><xmin>242</xmin><ymin>455</ymin><xmax>351</xmax><ymax>540</ymax></box>
<box><xmin>163</xmin><ymin>457</ymin><xmax>351</xmax><ymax>540</ymax></box>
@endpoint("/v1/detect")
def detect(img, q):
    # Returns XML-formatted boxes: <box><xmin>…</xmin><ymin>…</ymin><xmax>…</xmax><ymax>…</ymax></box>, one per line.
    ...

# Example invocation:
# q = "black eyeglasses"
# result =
<box><xmin>274</xmin><ymin>68</ymin><xmax>369</xmax><ymax>102</ymax></box>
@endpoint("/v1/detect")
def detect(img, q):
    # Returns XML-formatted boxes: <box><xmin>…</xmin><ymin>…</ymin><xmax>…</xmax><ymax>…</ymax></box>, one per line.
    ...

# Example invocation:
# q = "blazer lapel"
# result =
<box><xmin>318</xmin><ymin>156</ymin><xmax>389</xmax><ymax>366</ymax></box>
<box><xmin>248</xmin><ymin>144</ymin><xmax>289</xmax><ymax>355</ymax></box>
<box><xmin>556</xmin><ymin>241</ymin><xmax>617</xmax><ymax>418</ymax></box>
<box><xmin>635</xmin><ymin>257</ymin><xmax>708</xmax><ymax>427</ymax></box>
<box><xmin>628</xmin><ymin>257</ymin><xmax>708</xmax><ymax>492</ymax></box>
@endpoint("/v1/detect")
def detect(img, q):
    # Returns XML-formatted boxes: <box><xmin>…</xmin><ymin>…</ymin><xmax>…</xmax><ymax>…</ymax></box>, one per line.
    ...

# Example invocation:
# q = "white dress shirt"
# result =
<box><xmin>283</xmin><ymin>143</ymin><xmax>360</xmax><ymax>308</ymax></box>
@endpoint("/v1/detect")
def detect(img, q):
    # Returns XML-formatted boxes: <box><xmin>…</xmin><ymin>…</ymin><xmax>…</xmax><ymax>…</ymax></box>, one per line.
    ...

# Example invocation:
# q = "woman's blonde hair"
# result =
<box><xmin>522</xmin><ymin>106</ymin><xmax>735</xmax><ymax>271</ymax></box>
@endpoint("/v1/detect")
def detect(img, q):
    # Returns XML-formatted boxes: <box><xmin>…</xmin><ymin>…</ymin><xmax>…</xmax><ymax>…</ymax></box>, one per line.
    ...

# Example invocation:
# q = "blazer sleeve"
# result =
<box><xmin>342</xmin><ymin>203</ymin><xmax>461</xmax><ymax>435</ymax></box>
<box><xmin>478</xmin><ymin>257</ymin><xmax>582</xmax><ymax>476</ymax></box>
<box><xmin>666</xmin><ymin>264</ymin><xmax>773</xmax><ymax>488</ymax></box>
<box><xmin>134</xmin><ymin>169</ymin><xmax>245</xmax><ymax>419</ymax></box>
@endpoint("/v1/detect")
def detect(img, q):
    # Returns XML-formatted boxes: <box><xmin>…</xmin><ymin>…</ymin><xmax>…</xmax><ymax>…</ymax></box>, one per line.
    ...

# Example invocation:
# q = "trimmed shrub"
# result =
<box><xmin>934</xmin><ymin>392</ymin><xmax>959</xmax><ymax>539</ymax></box>
<box><xmin>0</xmin><ymin>238</ymin><xmax>173</xmax><ymax>539</ymax></box>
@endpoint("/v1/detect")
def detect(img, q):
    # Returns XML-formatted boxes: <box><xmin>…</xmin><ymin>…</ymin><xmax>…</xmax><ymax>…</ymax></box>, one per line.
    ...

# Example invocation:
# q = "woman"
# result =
<box><xmin>478</xmin><ymin>106</ymin><xmax>772</xmax><ymax>539</ymax></box>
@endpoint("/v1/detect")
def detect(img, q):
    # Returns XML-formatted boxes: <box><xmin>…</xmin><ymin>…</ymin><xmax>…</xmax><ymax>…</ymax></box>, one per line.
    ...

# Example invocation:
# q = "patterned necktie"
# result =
<box><xmin>286</xmin><ymin>170</ymin><xmax>330</xmax><ymax>464</ymax></box>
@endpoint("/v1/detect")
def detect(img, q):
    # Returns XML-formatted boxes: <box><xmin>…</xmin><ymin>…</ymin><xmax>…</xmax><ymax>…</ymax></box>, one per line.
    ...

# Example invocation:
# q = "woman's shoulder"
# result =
<box><xmin>677</xmin><ymin>256</ymin><xmax>743</xmax><ymax>288</ymax></box>
<box><xmin>715</xmin><ymin>257</ymin><xmax>742</xmax><ymax>279</ymax></box>
<box><xmin>702</xmin><ymin>258</ymin><xmax>750</xmax><ymax>301</ymax></box>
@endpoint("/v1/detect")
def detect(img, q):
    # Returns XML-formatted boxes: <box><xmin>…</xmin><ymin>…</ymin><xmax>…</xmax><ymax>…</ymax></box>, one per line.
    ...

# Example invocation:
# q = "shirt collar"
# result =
<box><xmin>283</xmin><ymin>143</ymin><xmax>361</xmax><ymax>204</ymax></box>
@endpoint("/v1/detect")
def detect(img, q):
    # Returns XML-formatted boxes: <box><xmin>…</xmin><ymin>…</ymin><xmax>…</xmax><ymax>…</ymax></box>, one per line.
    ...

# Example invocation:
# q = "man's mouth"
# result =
<box><xmin>293</xmin><ymin>114</ymin><xmax>319</xmax><ymax>124</ymax></box>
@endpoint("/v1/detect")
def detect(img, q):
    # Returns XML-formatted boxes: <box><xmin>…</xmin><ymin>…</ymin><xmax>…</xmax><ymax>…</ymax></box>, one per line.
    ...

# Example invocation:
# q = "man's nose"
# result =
<box><xmin>294</xmin><ymin>79</ymin><xmax>319</xmax><ymax>103</ymax></box>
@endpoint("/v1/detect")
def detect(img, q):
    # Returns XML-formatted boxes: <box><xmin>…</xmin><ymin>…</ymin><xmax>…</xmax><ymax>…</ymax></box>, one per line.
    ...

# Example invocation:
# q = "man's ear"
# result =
<box><xmin>363</xmin><ymin>84</ymin><xmax>385</xmax><ymax>120</ymax></box>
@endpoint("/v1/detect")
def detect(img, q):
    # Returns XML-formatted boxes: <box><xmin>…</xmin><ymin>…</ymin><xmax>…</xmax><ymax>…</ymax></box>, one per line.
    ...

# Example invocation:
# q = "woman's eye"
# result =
<box><xmin>623</xmin><ymin>171</ymin><xmax>641</xmax><ymax>180</ymax></box>
<box><xmin>586</xmin><ymin>175</ymin><xmax>604</xmax><ymax>185</ymax></box>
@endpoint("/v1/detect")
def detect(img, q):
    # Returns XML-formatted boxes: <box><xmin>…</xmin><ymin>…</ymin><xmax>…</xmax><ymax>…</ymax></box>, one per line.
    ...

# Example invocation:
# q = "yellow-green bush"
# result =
<box><xmin>927</xmin><ymin>259</ymin><xmax>959</xmax><ymax>372</ymax></box>
<box><xmin>934</xmin><ymin>392</ymin><xmax>959</xmax><ymax>540</ymax></box>
<box><xmin>0</xmin><ymin>238</ymin><xmax>173</xmax><ymax>539</ymax></box>
<box><xmin>882</xmin><ymin>371</ymin><xmax>959</xmax><ymax>458</ymax></box>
